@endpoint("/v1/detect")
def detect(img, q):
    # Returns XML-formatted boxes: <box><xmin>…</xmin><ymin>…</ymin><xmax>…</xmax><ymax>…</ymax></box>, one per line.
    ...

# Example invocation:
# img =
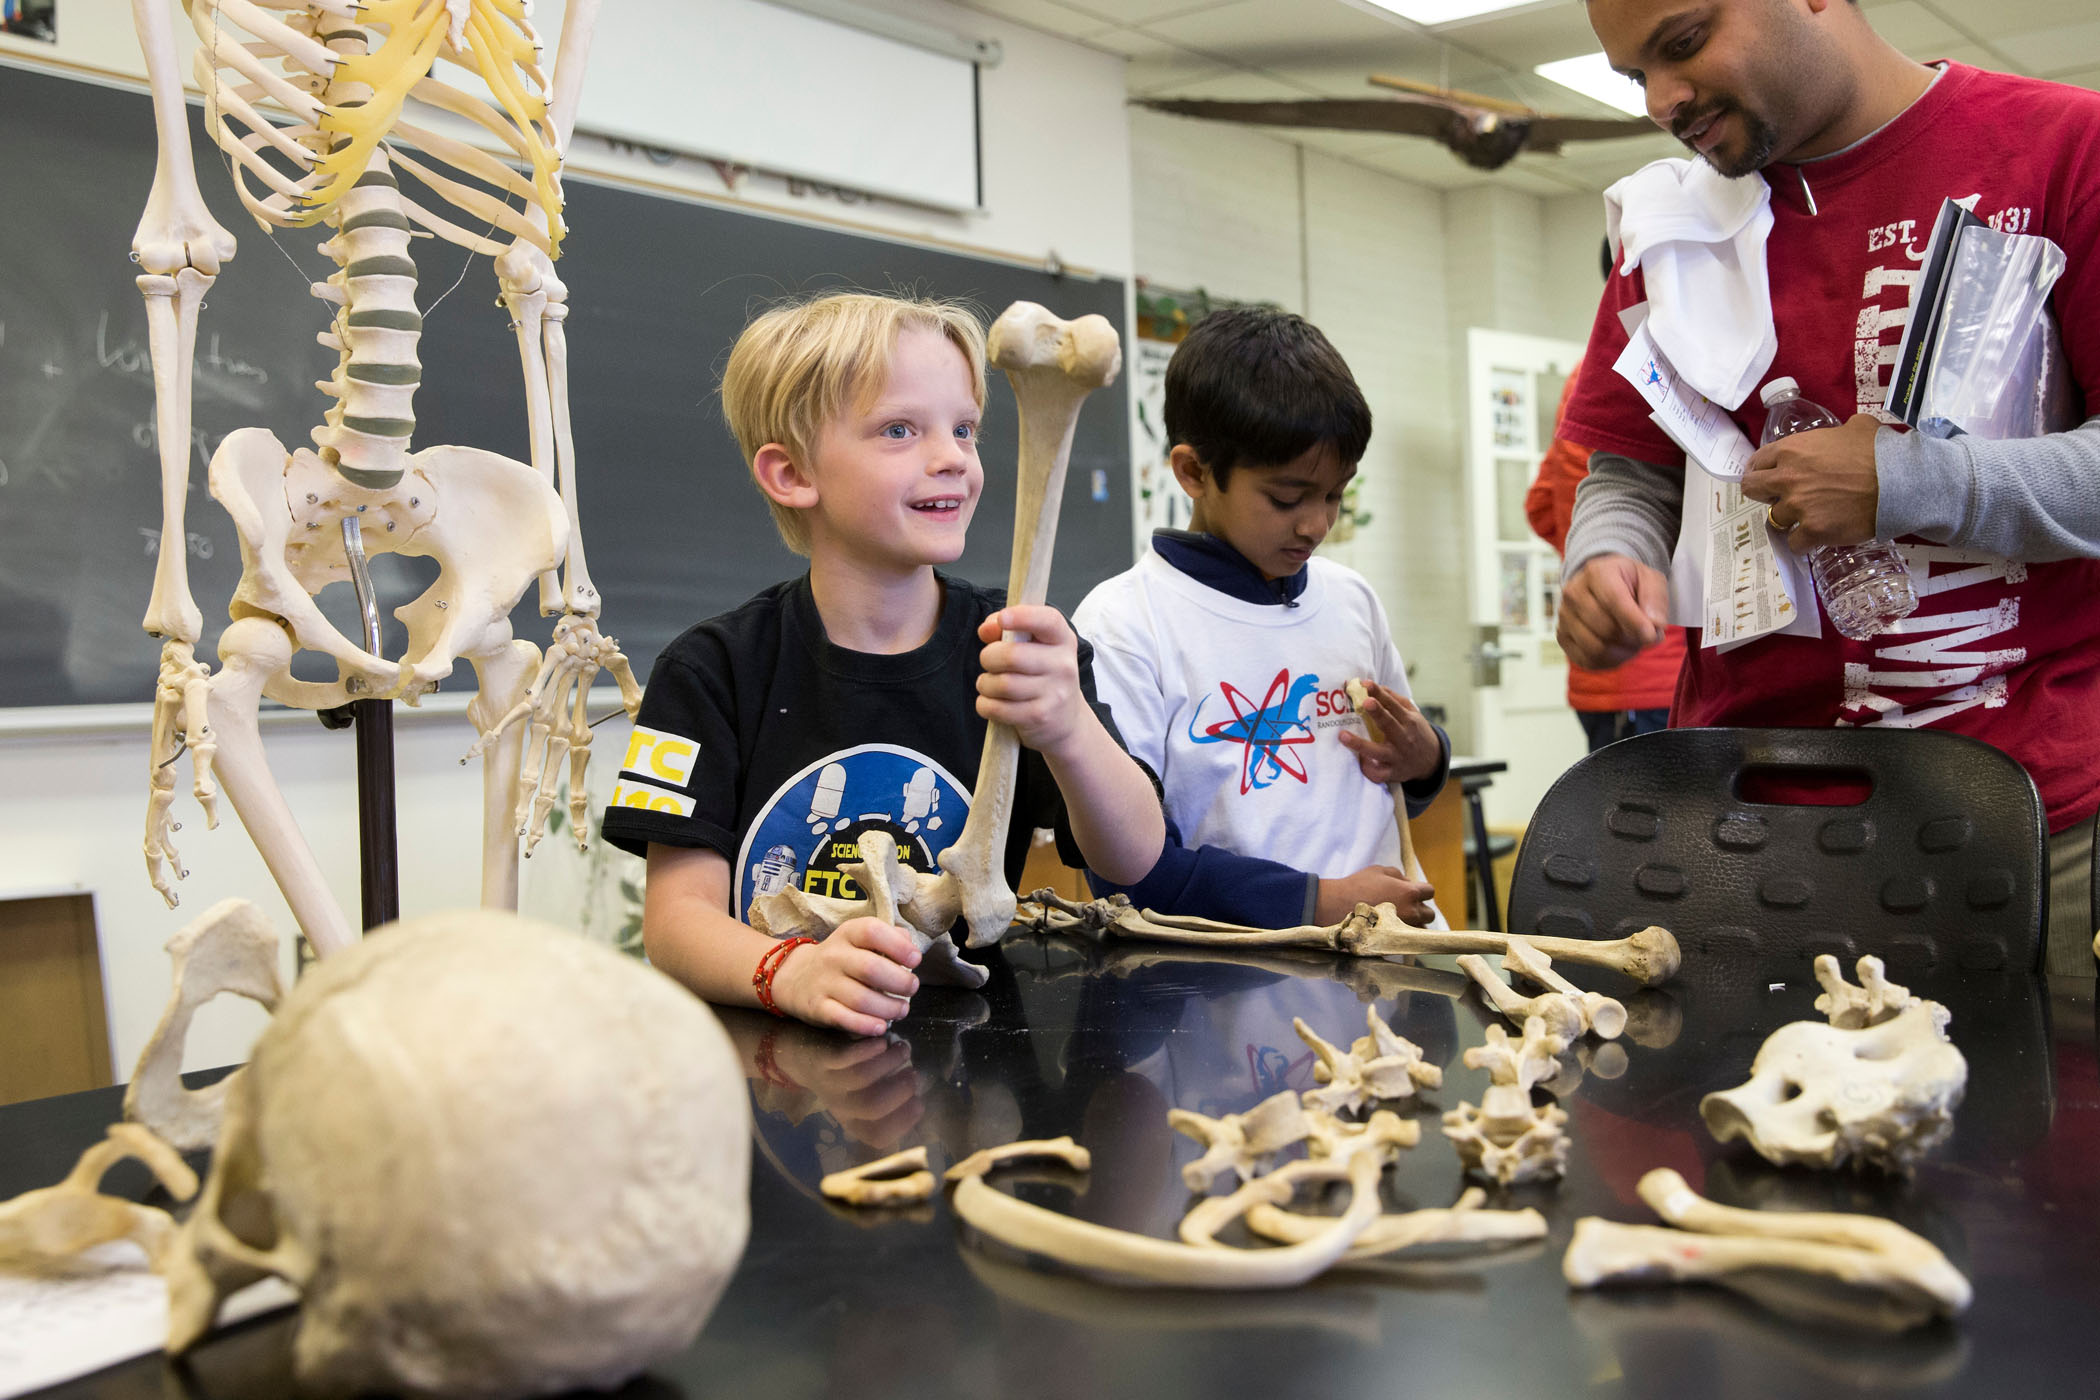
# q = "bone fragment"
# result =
<box><xmin>1563</xmin><ymin>1168</ymin><xmax>1971</xmax><ymax>1328</ymax></box>
<box><xmin>1169</xmin><ymin>1091</ymin><xmax>1310</xmax><ymax>1191</ymax></box>
<box><xmin>1499</xmin><ymin>937</ymin><xmax>1627</xmax><ymax>1039</ymax></box>
<box><xmin>936</xmin><ymin>304</ymin><xmax>1123</xmax><ymax>950</ymax></box>
<box><xmin>1011</xmin><ymin>890</ymin><xmax>1679</xmax><ymax>986</ymax></box>
<box><xmin>0</xmin><ymin>1125</ymin><xmax>199</xmax><ymax>1273</ymax></box>
<box><xmin>1456</xmin><ymin>953</ymin><xmax>1586</xmax><ymax>1043</ymax></box>
<box><xmin>820</xmin><ymin>1146</ymin><xmax>938</xmax><ymax>1207</ymax></box>
<box><xmin>1302</xmin><ymin>1108</ymin><xmax>1420</xmax><ymax>1167</ymax></box>
<box><xmin>1345</xmin><ymin>676</ymin><xmax>1428</xmax><ymax>886</ymax></box>
<box><xmin>1246</xmin><ymin>1186</ymin><xmax>1546</xmax><ymax>1260</ymax></box>
<box><xmin>943</xmin><ymin>1136</ymin><xmax>1092</xmax><ymax>1183</ymax></box>
<box><xmin>1441</xmin><ymin>1016</ymin><xmax>1571</xmax><ymax>1185</ymax></box>
<box><xmin>124</xmin><ymin>898</ymin><xmax>286</xmax><ymax>1151</ymax></box>
<box><xmin>1812</xmin><ymin>954</ymin><xmax>1918</xmax><ymax>1029</ymax></box>
<box><xmin>1701</xmin><ymin>999</ymin><xmax>1965</xmax><ymax>1174</ymax></box>
<box><xmin>1294</xmin><ymin>1008</ymin><xmax>1441</xmax><ymax>1116</ymax></box>
<box><xmin>949</xmin><ymin>1149</ymin><xmax>1385</xmax><ymax>1289</ymax></box>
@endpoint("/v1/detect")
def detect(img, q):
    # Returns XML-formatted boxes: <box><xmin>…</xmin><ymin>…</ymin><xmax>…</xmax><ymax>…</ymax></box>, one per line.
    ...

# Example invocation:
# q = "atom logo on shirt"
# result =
<box><xmin>1187</xmin><ymin>668</ymin><xmax>1321</xmax><ymax>794</ymax></box>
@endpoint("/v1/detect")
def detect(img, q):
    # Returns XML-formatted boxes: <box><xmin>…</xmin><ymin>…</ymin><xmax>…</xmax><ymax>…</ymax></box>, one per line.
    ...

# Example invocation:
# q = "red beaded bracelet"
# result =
<box><xmin>753</xmin><ymin>936</ymin><xmax>815</xmax><ymax>1017</ymax></box>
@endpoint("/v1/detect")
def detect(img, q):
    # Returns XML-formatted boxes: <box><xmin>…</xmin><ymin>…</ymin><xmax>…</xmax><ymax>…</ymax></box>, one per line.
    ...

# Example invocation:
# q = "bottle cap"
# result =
<box><xmin>1760</xmin><ymin>377</ymin><xmax>1799</xmax><ymax>406</ymax></box>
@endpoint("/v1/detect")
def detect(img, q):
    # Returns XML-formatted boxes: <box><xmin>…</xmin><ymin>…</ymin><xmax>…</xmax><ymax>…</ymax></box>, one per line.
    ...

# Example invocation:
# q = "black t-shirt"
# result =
<box><xmin>601</xmin><ymin>572</ymin><xmax>1127</xmax><ymax>920</ymax></box>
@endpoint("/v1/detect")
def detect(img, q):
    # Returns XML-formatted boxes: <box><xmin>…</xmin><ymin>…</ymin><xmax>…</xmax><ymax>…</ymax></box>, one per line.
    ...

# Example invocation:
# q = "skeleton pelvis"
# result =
<box><xmin>209</xmin><ymin>428</ymin><xmax>567</xmax><ymax>706</ymax></box>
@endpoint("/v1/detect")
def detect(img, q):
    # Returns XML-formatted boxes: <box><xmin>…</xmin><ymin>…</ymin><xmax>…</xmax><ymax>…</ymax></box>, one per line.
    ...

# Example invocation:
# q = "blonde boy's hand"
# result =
<box><xmin>1337</xmin><ymin>681</ymin><xmax>1441</xmax><ymax>784</ymax></box>
<box><xmin>770</xmin><ymin>917</ymin><xmax>923</xmax><ymax>1038</ymax></box>
<box><xmin>1315</xmin><ymin>866</ymin><xmax>1437</xmax><ymax>927</ymax></box>
<box><xmin>976</xmin><ymin>605</ymin><xmax>1091</xmax><ymax>758</ymax></box>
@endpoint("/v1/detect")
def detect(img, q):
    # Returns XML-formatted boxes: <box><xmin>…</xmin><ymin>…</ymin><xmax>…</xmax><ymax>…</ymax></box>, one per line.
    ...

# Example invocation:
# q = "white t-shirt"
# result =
<box><xmin>1075</xmin><ymin>551</ymin><xmax>1415</xmax><ymax>885</ymax></box>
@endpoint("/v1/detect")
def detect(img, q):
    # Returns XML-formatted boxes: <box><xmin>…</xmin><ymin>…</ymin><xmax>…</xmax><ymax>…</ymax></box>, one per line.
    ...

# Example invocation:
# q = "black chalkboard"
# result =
<box><xmin>0</xmin><ymin>62</ymin><xmax>1133</xmax><ymax>709</ymax></box>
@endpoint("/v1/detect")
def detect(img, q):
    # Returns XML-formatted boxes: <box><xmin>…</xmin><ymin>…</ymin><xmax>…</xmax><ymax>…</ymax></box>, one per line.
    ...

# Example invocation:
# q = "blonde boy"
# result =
<box><xmin>603</xmin><ymin>292</ymin><xmax>1163</xmax><ymax>1036</ymax></box>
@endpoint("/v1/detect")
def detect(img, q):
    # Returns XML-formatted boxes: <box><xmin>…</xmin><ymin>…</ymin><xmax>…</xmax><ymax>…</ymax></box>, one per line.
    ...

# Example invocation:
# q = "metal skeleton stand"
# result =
<box><xmin>317</xmin><ymin>517</ymin><xmax>400</xmax><ymax>930</ymax></box>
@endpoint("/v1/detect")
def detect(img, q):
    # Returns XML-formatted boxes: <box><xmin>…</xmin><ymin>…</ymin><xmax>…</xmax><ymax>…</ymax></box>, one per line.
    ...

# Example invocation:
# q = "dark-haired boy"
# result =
<box><xmin>1074</xmin><ymin>308</ymin><xmax>1450</xmax><ymax>929</ymax></box>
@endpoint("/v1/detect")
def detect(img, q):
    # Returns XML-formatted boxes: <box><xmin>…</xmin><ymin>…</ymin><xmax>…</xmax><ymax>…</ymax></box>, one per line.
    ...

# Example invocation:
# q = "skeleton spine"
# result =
<box><xmin>306</xmin><ymin>22</ymin><xmax>417</xmax><ymax>491</ymax></box>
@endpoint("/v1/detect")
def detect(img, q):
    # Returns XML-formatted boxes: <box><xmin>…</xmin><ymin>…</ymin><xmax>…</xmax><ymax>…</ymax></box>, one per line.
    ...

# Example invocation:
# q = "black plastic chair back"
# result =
<box><xmin>1505</xmin><ymin>727</ymin><xmax>2045</xmax><ymax>975</ymax></box>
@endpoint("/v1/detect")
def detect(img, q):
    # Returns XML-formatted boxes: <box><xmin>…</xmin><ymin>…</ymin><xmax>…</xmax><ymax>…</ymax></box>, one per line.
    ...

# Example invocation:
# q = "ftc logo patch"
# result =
<box><xmin>609</xmin><ymin>778</ymin><xmax>695</xmax><ymax>816</ymax></box>
<box><xmin>621</xmin><ymin>724</ymin><xmax>700</xmax><ymax>787</ymax></box>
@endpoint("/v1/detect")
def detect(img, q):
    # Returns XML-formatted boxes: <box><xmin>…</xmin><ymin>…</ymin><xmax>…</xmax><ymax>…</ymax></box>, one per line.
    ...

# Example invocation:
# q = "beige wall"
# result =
<box><xmin>1128</xmin><ymin>112</ymin><xmax>1609</xmax><ymax>752</ymax></box>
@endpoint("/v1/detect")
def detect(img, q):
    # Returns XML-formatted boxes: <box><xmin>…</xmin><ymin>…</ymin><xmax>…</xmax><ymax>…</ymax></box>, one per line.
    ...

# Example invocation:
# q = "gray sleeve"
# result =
<box><xmin>1876</xmin><ymin>416</ymin><xmax>2100</xmax><ymax>561</ymax></box>
<box><xmin>1563</xmin><ymin>451</ymin><xmax>1683</xmax><ymax>579</ymax></box>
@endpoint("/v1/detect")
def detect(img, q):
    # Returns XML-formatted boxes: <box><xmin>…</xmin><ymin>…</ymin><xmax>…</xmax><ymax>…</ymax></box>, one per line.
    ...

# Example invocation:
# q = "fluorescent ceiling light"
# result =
<box><xmin>1533</xmin><ymin>52</ymin><xmax>1650</xmax><ymax>117</ymax></box>
<box><xmin>1354</xmin><ymin>0</ymin><xmax>1546</xmax><ymax>26</ymax></box>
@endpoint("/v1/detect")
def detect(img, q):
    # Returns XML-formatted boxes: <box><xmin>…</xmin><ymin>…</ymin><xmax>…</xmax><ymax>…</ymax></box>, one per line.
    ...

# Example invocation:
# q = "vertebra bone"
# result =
<box><xmin>1294</xmin><ymin>1007</ymin><xmax>1442</xmax><ymax>1116</ymax></box>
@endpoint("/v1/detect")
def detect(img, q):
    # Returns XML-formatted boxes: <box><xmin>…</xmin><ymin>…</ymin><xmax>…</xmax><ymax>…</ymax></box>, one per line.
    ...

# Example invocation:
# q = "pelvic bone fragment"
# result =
<box><xmin>821</xmin><ymin>1146</ymin><xmax>938</xmax><ymax>1207</ymax></box>
<box><xmin>159</xmin><ymin>906</ymin><xmax>751</xmax><ymax>1399</ymax></box>
<box><xmin>1564</xmin><ymin>1168</ymin><xmax>1971</xmax><ymax>1330</ymax></box>
<box><xmin>1442</xmin><ymin>1016</ymin><xmax>1571</xmax><ymax>1185</ymax></box>
<box><xmin>749</xmin><ymin>304</ymin><xmax>1121</xmax><ymax>964</ymax></box>
<box><xmin>1294</xmin><ymin>1008</ymin><xmax>1443</xmax><ymax>1116</ymax></box>
<box><xmin>0</xmin><ymin>1125</ymin><xmax>198</xmax><ymax>1274</ymax></box>
<box><xmin>1701</xmin><ymin>960</ymin><xmax>1967</xmax><ymax>1174</ymax></box>
<box><xmin>1013</xmin><ymin>890</ymin><xmax>1680</xmax><ymax>986</ymax></box>
<box><xmin>124</xmin><ymin>897</ymin><xmax>286</xmax><ymax>1151</ymax></box>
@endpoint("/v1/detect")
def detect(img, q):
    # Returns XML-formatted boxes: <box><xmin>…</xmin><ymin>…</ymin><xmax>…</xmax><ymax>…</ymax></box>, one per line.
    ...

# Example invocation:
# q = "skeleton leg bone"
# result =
<box><xmin>200</xmin><ymin>616</ymin><xmax>357</xmax><ymax>958</ymax></box>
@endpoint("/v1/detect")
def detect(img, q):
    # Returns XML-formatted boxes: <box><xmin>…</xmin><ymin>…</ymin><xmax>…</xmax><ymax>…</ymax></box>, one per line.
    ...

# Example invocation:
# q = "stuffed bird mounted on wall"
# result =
<box><xmin>1136</xmin><ymin>74</ymin><xmax>1657</xmax><ymax>172</ymax></box>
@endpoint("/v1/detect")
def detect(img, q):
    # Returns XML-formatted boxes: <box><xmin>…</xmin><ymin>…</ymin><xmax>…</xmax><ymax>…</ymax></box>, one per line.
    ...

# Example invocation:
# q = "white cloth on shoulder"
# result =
<box><xmin>1605</xmin><ymin>157</ymin><xmax>1775</xmax><ymax>411</ymax></box>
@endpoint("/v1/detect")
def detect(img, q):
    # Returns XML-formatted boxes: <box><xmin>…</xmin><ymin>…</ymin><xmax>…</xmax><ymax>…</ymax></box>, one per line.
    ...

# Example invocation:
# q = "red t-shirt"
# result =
<box><xmin>1524</xmin><ymin>371</ymin><xmax>1688</xmax><ymax>711</ymax></box>
<box><xmin>1561</xmin><ymin>63</ymin><xmax>2100</xmax><ymax>831</ymax></box>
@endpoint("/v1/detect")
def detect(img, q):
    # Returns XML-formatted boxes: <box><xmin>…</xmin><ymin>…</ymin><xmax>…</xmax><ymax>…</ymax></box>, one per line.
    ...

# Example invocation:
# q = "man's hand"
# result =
<box><xmin>770</xmin><ymin>917</ymin><xmax>922</xmax><ymax>1038</ymax></box>
<box><xmin>977</xmin><ymin>605</ymin><xmax>1090</xmax><ymax>758</ymax></box>
<box><xmin>1558</xmin><ymin>554</ymin><xmax>1669</xmax><ymax>668</ymax></box>
<box><xmin>1338</xmin><ymin>681</ymin><xmax>1440</xmax><ymax>784</ymax></box>
<box><xmin>1739</xmin><ymin>414</ymin><xmax>1883</xmax><ymax>553</ymax></box>
<box><xmin>1315</xmin><ymin>865</ymin><xmax>1436</xmax><ymax>927</ymax></box>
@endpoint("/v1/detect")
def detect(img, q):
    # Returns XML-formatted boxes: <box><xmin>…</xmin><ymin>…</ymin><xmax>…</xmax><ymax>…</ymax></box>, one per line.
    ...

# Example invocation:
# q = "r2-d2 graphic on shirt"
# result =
<box><xmin>736</xmin><ymin>744</ymin><xmax>970</xmax><ymax>919</ymax></box>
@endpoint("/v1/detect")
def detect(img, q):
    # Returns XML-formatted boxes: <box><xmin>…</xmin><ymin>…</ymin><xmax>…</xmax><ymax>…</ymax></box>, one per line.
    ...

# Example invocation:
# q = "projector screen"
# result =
<box><xmin>537</xmin><ymin>0</ymin><xmax>982</xmax><ymax>213</ymax></box>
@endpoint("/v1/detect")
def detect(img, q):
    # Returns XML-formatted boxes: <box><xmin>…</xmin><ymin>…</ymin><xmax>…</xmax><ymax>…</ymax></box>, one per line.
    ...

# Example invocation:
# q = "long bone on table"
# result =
<box><xmin>748</xmin><ymin>303</ymin><xmax>1122</xmax><ymax>966</ymax></box>
<box><xmin>1014</xmin><ymin>889</ymin><xmax>1680</xmax><ymax>988</ymax></box>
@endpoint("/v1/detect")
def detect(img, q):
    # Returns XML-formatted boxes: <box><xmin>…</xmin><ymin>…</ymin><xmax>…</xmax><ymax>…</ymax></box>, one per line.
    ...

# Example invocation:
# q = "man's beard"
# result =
<box><xmin>1680</xmin><ymin>101</ymin><xmax>1782</xmax><ymax>178</ymax></box>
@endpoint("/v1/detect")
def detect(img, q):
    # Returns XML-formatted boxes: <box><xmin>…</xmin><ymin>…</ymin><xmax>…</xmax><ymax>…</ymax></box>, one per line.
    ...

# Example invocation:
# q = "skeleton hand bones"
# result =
<box><xmin>463</xmin><ymin>613</ymin><xmax>642</xmax><ymax>853</ymax></box>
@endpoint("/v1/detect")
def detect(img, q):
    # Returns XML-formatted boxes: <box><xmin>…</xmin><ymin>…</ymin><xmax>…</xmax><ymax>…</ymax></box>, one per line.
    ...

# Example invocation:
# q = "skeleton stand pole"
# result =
<box><xmin>338</xmin><ymin>517</ymin><xmax>398</xmax><ymax>929</ymax></box>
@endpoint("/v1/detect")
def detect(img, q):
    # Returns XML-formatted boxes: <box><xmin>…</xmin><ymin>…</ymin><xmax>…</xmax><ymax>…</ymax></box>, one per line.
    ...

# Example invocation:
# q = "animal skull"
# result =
<box><xmin>1701</xmin><ymin>963</ymin><xmax>1966</xmax><ymax>1174</ymax></box>
<box><xmin>160</xmin><ymin>906</ymin><xmax>751</xmax><ymax>1399</ymax></box>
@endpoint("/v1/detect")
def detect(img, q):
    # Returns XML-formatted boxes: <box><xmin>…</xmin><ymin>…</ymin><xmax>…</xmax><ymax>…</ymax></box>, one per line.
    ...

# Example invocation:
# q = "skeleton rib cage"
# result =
<box><xmin>133</xmin><ymin>0</ymin><xmax>636</xmax><ymax>960</ymax></box>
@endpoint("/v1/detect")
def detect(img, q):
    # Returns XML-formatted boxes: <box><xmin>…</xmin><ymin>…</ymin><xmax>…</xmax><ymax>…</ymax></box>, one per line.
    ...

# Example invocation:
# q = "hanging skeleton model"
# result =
<box><xmin>131</xmin><ymin>0</ymin><xmax>633</xmax><ymax>958</ymax></box>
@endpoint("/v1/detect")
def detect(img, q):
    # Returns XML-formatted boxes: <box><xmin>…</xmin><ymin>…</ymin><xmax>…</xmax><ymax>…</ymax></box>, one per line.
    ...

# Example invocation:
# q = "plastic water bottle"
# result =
<box><xmin>1758</xmin><ymin>378</ymin><xmax>1917</xmax><ymax>641</ymax></box>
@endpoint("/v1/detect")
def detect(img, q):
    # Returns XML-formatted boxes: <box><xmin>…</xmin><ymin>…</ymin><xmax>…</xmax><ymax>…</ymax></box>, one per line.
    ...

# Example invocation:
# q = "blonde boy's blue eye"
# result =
<box><xmin>955</xmin><ymin>422</ymin><xmax>977</xmax><ymax>442</ymax></box>
<box><xmin>883</xmin><ymin>422</ymin><xmax>911</xmax><ymax>439</ymax></box>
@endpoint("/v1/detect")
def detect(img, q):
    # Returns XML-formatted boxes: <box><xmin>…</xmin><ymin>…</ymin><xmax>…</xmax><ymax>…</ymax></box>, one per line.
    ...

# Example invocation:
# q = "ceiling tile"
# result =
<box><xmin>1931</xmin><ymin>42</ymin><xmax>2022</xmax><ymax>72</ymax></box>
<box><xmin>1142</xmin><ymin>0</ymin><xmax>1424</xmax><ymax>60</ymax></box>
<box><xmin>944</xmin><ymin>0</ymin><xmax>1111</xmax><ymax>39</ymax></box>
<box><xmin>1145</xmin><ymin>69</ymin><xmax>1324</xmax><ymax>100</ymax></box>
<box><xmin>1855</xmin><ymin>1</ymin><xmax>1967</xmax><ymax>54</ymax></box>
<box><xmin>1920</xmin><ymin>0</ymin><xmax>2099</xmax><ymax>32</ymax></box>
<box><xmin>1125</xmin><ymin>51</ymin><xmax>1242</xmax><ymax>95</ymax></box>
<box><xmin>2051</xmin><ymin>64</ymin><xmax>2100</xmax><ymax>91</ymax></box>
<box><xmin>1995</xmin><ymin>20</ymin><xmax>2100</xmax><ymax>76</ymax></box>
<box><xmin>1418</xmin><ymin>5</ymin><xmax>1613</xmax><ymax>69</ymax></box>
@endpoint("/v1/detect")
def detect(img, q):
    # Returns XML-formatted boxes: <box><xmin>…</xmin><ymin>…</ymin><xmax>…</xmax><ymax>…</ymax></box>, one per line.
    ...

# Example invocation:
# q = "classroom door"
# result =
<box><xmin>1464</xmin><ymin>328</ymin><xmax>1588</xmax><ymax>830</ymax></box>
